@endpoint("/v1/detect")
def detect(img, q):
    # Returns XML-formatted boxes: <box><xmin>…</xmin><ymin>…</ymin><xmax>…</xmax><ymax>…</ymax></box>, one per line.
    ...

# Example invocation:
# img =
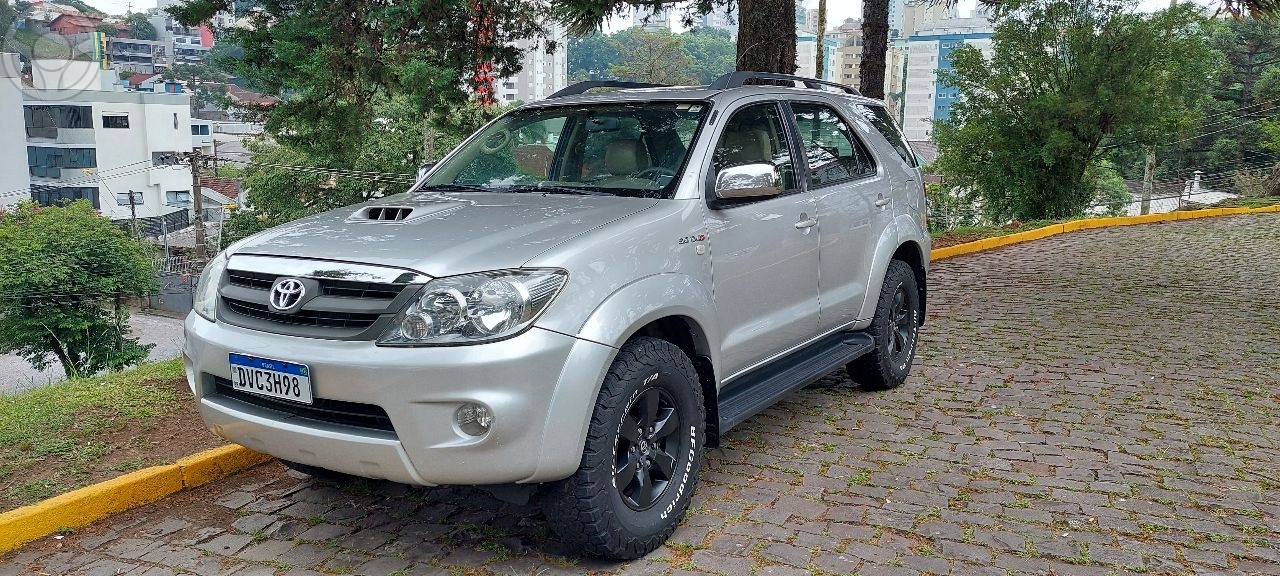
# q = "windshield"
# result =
<box><xmin>416</xmin><ymin>102</ymin><xmax>709</xmax><ymax>199</ymax></box>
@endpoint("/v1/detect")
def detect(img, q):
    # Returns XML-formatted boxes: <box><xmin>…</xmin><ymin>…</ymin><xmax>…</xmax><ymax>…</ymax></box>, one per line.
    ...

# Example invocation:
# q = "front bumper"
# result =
<box><xmin>183</xmin><ymin>313</ymin><xmax>615</xmax><ymax>486</ymax></box>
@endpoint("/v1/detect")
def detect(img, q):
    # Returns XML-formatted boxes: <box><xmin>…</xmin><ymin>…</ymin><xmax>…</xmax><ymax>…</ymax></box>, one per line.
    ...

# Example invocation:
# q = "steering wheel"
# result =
<box><xmin>635</xmin><ymin>167</ymin><xmax>676</xmax><ymax>182</ymax></box>
<box><xmin>479</xmin><ymin>130</ymin><xmax>512</xmax><ymax>154</ymax></box>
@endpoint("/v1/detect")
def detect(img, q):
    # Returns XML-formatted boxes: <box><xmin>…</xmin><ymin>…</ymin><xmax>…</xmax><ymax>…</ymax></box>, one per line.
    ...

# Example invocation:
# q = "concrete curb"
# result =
<box><xmin>0</xmin><ymin>445</ymin><xmax>271</xmax><ymax>554</ymax></box>
<box><xmin>2</xmin><ymin>204</ymin><xmax>1277</xmax><ymax>557</ymax></box>
<box><xmin>929</xmin><ymin>205</ymin><xmax>1280</xmax><ymax>261</ymax></box>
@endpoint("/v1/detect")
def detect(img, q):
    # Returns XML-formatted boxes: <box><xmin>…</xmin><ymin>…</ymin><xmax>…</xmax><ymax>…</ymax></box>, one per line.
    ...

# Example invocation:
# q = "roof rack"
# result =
<box><xmin>547</xmin><ymin>80</ymin><xmax>671</xmax><ymax>99</ymax></box>
<box><xmin>708</xmin><ymin>71</ymin><xmax>861</xmax><ymax>96</ymax></box>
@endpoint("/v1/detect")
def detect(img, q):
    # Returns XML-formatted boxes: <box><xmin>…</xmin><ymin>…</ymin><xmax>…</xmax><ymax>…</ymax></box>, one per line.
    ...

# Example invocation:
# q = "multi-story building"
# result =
<box><xmin>2</xmin><ymin>58</ymin><xmax>202</xmax><ymax>234</ymax></box>
<box><xmin>901</xmin><ymin>18</ymin><xmax>993</xmax><ymax>141</ymax></box>
<box><xmin>698</xmin><ymin>4</ymin><xmax>738</xmax><ymax>37</ymax></box>
<box><xmin>1</xmin><ymin>54</ymin><xmax>32</xmax><ymax>204</ymax></box>
<box><xmin>147</xmin><ymin>14</ymin><xmax>212</xmax><ymax>68</ymax></box>
<box><xmin>495</xmin><ymin>26</ymin><xmax>568</xmax><ymax>104</ymax></box>
<box><xmin>795</xmin><ymin>34</ymin><xmax>840</xmax><ymax>82</ymax></box>
<box><xmin>827</xmin><ymin>18</ymin><xmax>863</xmax><ymax>88</ymax></box>
<box><xmin>633</xmin><ymin>7</ymin><xmax>672</xmax><ymax>32</ymax></box>
<box><xmin>108</xmin><ymin>38</ymin><xmax>164</xmax><ymax>73</ymax></box>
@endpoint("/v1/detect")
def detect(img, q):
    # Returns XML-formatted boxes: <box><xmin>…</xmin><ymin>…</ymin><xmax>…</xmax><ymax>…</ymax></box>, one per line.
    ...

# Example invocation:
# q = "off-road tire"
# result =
<box><xmin>540</xmin><ymin>336</ymin><xmax>705</xmax><ymax>559</ymax></box>
<box><xmin>848</xmin><ymin>260</ymin><xmax>921</xmax><ymax>390</ymax></box>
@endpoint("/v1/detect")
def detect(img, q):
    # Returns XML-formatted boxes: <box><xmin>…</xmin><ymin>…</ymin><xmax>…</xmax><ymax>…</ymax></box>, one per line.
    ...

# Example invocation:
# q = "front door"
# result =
<box><xmin>703</xmin><ymin>102</ymin><xmax>821</xmax><ymax>378</ymax></box>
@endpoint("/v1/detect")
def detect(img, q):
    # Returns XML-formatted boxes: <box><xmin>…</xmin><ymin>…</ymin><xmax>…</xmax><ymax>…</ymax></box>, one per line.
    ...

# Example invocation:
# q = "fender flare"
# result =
<box><xmin>526</xmin><ymin>273</ymin><xmax>721</xmax><ymax>482</ymax></box>
<box><xmin>857</xmin><ymin>215</ymin><xmax>929</xmax><ymax>323</ymax></box>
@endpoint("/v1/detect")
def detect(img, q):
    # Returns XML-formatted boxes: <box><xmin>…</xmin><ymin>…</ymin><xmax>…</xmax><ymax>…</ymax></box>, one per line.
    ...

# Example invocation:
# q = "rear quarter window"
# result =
<box><xmin>854</xmin><ymin>104</ymin><xmax>918</xmax><ymax>168</ymax></box>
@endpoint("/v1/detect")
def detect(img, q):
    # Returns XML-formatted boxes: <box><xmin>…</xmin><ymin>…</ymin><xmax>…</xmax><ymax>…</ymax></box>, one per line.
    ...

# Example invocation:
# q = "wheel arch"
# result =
<box><xmin>625</xmin><ymin>315</ymin><xmax>721</xmax><ymax>447</ymax></box>
<box><xmin>891</xmin><ymin>240</ymin><xmax>928</xmax><ymax>325</ymax></box>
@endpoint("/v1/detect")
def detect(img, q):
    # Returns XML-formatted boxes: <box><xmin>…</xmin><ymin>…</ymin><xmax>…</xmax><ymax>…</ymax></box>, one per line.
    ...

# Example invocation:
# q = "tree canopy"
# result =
<box><xmin>570</xmin><ymin>27</ymin><xmax>735</xmax><ymax>84</ymax></box>
<box><xmin>0</xmin><ymin>202</ymin><xmax>155</xmax><ymax>378</ymax></box>
<box><xmin>125</xmin><ymin>12</ymin><xmax>157</xmax><ymax>40</ymax></box>
<box><xmin>933</xmin><ymin>0</ymin><xmax>1214</xmax><ymax>221</ymax></box>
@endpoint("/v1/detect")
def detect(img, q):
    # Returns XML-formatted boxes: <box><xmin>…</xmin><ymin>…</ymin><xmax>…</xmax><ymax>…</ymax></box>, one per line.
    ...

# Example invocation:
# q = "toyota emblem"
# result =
<box><xmin>270</xmin><ymin>278</ymin><xmax>306</xmax><ymax>312</ymax></box>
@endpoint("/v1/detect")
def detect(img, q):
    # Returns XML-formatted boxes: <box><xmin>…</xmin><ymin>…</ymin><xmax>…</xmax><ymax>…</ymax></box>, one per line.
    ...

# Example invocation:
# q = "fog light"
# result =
<box><xmin>455</xmin><ymin>403</ymin><xmax>493</xmax><ymax>436</ymax></box>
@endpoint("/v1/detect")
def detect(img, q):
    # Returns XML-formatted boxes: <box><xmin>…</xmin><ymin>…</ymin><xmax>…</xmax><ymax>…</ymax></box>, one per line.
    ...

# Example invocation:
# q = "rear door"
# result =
<box><xmin>786</xmin><ymin>100</ymin><xmax>891</xmax><ymax>332</ymax></box>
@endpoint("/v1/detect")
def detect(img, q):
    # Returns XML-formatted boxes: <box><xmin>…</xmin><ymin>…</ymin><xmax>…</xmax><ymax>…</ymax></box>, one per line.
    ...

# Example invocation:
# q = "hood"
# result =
<box><xmin>232</xmin><ymin>191</ymin><xmax>660</xmax><ymax>277</ymax></box>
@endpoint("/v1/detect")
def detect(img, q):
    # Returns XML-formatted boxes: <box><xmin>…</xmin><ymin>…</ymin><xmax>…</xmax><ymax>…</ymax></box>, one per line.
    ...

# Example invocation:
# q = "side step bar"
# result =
<box><xmin>717</xmin><ymin>332</ymin><xmax>875</xmax><ymax>434</ymax></box>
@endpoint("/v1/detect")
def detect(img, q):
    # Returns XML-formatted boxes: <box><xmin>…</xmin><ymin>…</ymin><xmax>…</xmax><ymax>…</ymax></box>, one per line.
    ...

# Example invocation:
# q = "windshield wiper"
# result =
<box><xmin>415</xmin><ymin>183</ymin><xmax>492</xmax><ymax>193</ymax></box>
<box><xmin>504</xmin><ymin>184</ymin><xmax>611</xmax><ymax>196</ymax></box>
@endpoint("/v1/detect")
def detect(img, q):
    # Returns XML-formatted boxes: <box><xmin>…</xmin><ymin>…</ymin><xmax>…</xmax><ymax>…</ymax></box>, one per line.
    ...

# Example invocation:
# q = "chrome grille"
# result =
<box><xmin>217</xmin><ymin>258</ymin><xmax>423</xmax><ymax>340</ymax></box>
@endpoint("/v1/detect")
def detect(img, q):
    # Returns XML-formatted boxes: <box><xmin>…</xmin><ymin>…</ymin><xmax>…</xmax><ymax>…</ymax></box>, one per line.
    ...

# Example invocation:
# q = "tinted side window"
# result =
<box><xmin>856</xmin><ymin>104</ymin><xmax>918</xmax><ymax>167</ymax></box>
<box><xmin>790</xmin><ymin>103</ymin><xmax>876</xmax><ymax>187</ymax></box>
<box><xmin>713</xmin><ymin>103</ymin><xmax>798</xmax><ymax>191</ymax></box>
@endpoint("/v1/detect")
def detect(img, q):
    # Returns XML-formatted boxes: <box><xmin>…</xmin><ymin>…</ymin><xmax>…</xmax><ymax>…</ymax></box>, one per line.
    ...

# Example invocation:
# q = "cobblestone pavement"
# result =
<box><xmin>4</xmin><ymin>214</ymin><xmax>1279</xmax><ymax>576</ymax></box>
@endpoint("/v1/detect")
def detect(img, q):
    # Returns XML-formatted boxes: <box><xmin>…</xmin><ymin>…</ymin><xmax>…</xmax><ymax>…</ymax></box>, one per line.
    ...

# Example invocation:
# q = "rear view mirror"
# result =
<box><xmin>715</xmin><ymin>163</ymin><xmax>782</xmax><ymax>200</ymax></box>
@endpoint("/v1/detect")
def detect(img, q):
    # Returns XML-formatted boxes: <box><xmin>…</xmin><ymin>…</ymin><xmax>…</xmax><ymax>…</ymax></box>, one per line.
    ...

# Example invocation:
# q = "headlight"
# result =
<box><xmin>378</xmin><ymin>269</ymin><xmax>567</xmax><ymax>346</ymax></box>
<box><xmin>192</xmin><ymin>252</ymin><xmax>228</xmax><ymax>322</ymax></box>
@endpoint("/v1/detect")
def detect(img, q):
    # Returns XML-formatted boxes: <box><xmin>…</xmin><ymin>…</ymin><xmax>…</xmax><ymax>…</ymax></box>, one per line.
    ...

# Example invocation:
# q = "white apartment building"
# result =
<box><xmin>1</xmin><ymin>57</ymin><xmax>208</xmax><ymax>234</ymax></box>
<box><xmin>496</xmin><ymin>26</ymin><xmax>568</xmax><ymax>104</ymax></box>
<box><xmin>699</xmin><ymin>5</ymin><xmax>738</xmax><ymax>37</ymax></box>
<box><xmin>633</xmin><ymin>7</ymin><xmax>672</xmax><ymax>32</ymax></box>
<box><xmin>1</xmin><ymin>55</ymin><xmax>32</xmax><ymax>204</ymax></box>
<box><xmin>796</xmin><ymin>34</ymin><xmax>839</xmax><ymax>82</ymax></box>
<box><xmin>902</xmin><ymin>18</ymin><xmax>993</xmax><ymax>141</ymax></box>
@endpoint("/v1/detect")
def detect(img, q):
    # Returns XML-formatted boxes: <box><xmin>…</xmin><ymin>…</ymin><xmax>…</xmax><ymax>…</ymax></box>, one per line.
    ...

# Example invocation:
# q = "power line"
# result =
<box><xmin>0</xmin><ymin>163</ymin><xmax>181</xmax><ymax>200</ymax></box>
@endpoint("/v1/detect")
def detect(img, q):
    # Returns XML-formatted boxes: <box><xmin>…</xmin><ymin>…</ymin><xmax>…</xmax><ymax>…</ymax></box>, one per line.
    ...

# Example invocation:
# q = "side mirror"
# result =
<box><xmin>715</xmin><ymin>163</ymin><xmax>782</xmax><ymax>200</ymax></box>
<box><xmin>416</xmin><ymin>163</ymin><xmax>436</xmax><ymax>180</ymax></box>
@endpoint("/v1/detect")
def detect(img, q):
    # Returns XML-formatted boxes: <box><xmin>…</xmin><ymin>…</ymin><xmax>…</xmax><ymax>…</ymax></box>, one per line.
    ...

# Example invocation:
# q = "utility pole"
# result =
<box><xmin>127</xmin><ymin>189</ymin><xmax>140</xmax><ymax>237</ymax></box>
<box><xmin>179</xmin><ymin>150</ymin><xmax>208</xmax><ymax>262</ymax></box>
<box><xmin>815</xmin><ymin>0</ymin><xmax>828</xmax><ymax>80</ymax></box>
<box><xmin>1141</xmin><ymin>149</ymin><xmax>1155</xmax><ymax>215</ymax></box>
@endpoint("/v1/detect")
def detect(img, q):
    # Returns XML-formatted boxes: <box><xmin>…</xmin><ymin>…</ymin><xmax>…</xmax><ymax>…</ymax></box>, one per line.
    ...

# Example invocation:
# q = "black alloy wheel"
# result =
<box><xmin>614</xmin><ymin>387</ymin><xmax>684</xmax><ymax>510</ymax></box>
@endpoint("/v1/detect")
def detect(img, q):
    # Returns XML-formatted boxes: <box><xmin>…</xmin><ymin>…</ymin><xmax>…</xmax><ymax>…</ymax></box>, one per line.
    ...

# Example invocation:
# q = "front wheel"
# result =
<box><xmin>540</xmin><ymin>336</ymin><xmax>705</xmax><ymax>560</ymax></box>
<box><xmin>848</xmin><ymin>260</ymin><xmax>921</xmax><ymax>390</ymax></box>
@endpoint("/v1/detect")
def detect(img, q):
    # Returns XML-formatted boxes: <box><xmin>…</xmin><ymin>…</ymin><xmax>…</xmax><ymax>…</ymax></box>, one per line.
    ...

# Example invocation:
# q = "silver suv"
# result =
<box><xmin>185</xmin><ymin>72</ymin><xmax>930</xmax><ymax>559</ymax></box>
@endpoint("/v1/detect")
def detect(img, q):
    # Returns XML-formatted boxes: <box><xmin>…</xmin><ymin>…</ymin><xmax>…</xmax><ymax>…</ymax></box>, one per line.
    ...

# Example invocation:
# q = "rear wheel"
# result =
<box><xmin>848</xmin><ymin>260</ymin><xmax>921</xmax><ymax>390</ymax></box>
<box><xmin>540</xmin><ymin>336</ymin><xmax>705</xmax><ymax>559</ymax></box>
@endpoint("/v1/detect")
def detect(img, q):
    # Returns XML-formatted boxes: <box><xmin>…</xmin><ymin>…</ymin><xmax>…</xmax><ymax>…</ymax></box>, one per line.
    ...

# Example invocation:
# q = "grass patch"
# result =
<box><xmin>0</xmin><ymin>359</ymin><xmax>217</xmax><ymax>511</ymax></box>
<box><xmin>5</xmin><ymin>28</ymin><xmax>94</xmax><ymax>61</ymax></box>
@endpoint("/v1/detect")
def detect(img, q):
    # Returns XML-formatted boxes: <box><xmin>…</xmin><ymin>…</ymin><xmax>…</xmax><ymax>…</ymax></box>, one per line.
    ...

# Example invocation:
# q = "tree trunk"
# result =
<box><xmin>859</xmin><ymin>0</ymin><xmax>890</xmax><ymax>99</ymax></box>
<box><xmin>736</xmin><ymin>0</ymin><xmax>797</xmax><ymax>73</ymax></box>
<box><xmin>816</xmin><ymin>0</ymin><xmax>827</xmax><ymax>79</ymax></box>
<box><xmin>1141</xmin><ymin>148</ymin><xmax>1155</xmax><ymax>215</ymax></box>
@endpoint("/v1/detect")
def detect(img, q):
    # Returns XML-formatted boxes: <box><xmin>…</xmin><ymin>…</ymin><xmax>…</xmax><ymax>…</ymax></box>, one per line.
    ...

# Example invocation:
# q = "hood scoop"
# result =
<box><xmin>348</xmin><ymin>203</ymin><xmax>461</xmax><ymax>224</ymax></box>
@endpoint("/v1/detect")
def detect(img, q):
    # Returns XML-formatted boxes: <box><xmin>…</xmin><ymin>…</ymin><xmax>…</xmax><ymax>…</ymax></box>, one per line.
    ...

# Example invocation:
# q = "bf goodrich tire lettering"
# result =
<box><xmin>540</xmin><ymin>337</ymin><xmax>705</xmax><ymax>559</ymax></box>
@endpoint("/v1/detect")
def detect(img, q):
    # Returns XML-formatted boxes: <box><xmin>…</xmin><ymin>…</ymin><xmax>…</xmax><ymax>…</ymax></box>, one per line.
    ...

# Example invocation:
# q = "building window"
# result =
<box><xmin>24</xmin><ymin>105</ymin><xmax>92</xmax><ymax>137</ymax></box>
<box><xmin>116</xmin><ymin>191</ymin><xmax>144</xmax><ymax>206</ymax></box>
<box><xmin>103</xmin><ymin>114</ymin><xmax>129</xmax><ymax>129</ymax></box>
<box><xmin>31</xmin><ymin>186</ymin><xmax>99</xmax><ymax>208</ymax></box>
<box><xmin>191</xmin><ymin>124</ymin><xmax>210</xmax><ymax>135</ymax></box>
<box><xmin>165</xmin><ymin>190</ymin><xmax>192</xmax><ymax>206</ymax></box>
<box><xmin>27</xmin><ymin>147</ymin><xmax>97</xmax><ymax>178</ymax></box>
<box><xmin>153</xmin><ymin>152</ymin><xmax>180</xmax><ymax>166</ymax></box>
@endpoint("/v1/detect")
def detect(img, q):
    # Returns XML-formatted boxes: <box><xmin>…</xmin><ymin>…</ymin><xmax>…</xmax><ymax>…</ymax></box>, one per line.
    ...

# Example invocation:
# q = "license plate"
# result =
<box><xmin>229</xmin><ymin>353</ymin><xmax>313</xmax><ymax>404</ymax></box>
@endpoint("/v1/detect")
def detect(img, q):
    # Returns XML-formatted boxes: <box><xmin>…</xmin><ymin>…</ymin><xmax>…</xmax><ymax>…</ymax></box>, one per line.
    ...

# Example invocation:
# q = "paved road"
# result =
<box><xmin>0</xmin><ymin>312</ymin><xmax>186</xmax><ymax>394</ymax></box>
<box><xmin>4</xmin><ymin>214</ymin><xmax>1279</xmax><ymax>576</ymax></box>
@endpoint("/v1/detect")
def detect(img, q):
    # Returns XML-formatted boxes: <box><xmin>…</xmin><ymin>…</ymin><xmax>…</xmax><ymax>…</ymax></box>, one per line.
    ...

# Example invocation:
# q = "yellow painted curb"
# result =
<box><xmin>0</xmin><ymin>445</ymin><xmax>268</xmax><ymax>554</ymax></box>
<box><xmin>931</xmin><ymin>206</ymin><xmax>1278</xmax><ymax>262</ymax></box>
<box><xmin>179</xmin><ymin>444</ymin><xmax>273</xmax><ymax>489</ymax></box>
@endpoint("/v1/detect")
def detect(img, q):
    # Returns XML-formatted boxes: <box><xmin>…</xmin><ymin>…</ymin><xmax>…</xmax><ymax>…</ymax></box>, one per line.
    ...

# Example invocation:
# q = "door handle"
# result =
<box><xmin>874</xmin><ymin>197</ymin><xmax>891</xmax><ymax>208</ymax></box>
<box><xmin>795</xmin><ymin>219</ymin><xmax>818</xmax><ymax>229</ymax></box>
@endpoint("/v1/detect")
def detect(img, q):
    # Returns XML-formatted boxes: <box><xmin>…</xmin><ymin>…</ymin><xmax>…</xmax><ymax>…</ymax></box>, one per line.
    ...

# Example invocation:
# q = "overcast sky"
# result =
<box><xmin>95</xmin><ymin>0</ymin><xmax>1216</xmax><ymax>29</ymax></box>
